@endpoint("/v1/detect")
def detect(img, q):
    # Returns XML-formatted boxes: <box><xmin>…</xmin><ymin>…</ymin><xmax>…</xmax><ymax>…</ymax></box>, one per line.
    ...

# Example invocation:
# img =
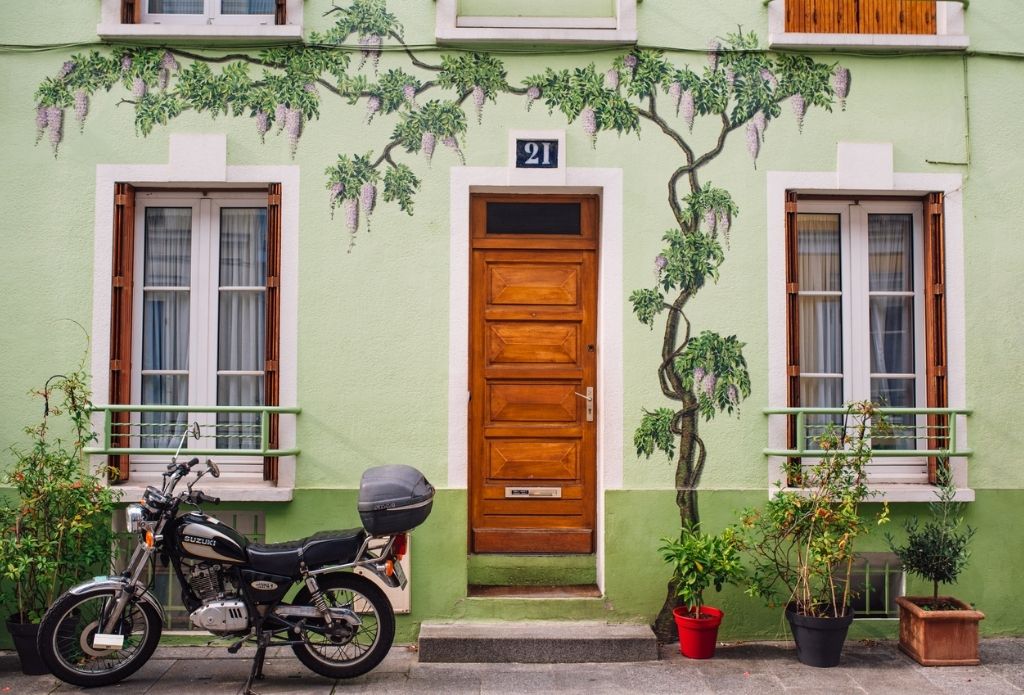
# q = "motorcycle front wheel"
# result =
<box><xmin>290</xmin><ymin>571</ymin><xmax>395</xmax><ymax>679</ymax></box>
<box><xmin>37</xmin><ymin>587</ymin><xmax>162</xmax><ymax>687</ymax></box>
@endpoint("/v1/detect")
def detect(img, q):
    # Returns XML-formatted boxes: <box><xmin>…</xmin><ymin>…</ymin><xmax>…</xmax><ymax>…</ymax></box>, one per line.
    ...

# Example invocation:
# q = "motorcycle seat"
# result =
<box><xmin>246</xmin><ymin>529</ymin><xmax>367</xmax><ymax>577</ymax></box>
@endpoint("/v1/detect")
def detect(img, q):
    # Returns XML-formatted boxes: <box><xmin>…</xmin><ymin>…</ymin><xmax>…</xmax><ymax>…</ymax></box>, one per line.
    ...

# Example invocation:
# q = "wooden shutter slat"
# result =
<box><xmin>785</xmin><ymin>0</ymin><xmax>935</xmax><ymax>35</ymax></box>
<box><xmin>784</xmin><ymin>190</ymin><xmax>801</xmax><ymax>483</ymax></box>
<box><xmin>275</xmin><ymin>0</ymin><xmax>287</xmax><ymax>25</ymax></box>
<box><xmin>264</xmin><ymin>183</ymin><xmax>283</xmax><ymax>482</ymax></box>
<box><xmin>923</xmin><ymin>192</ymin><xmax>948</xmax><ymax>484</ymax></box>
<box><xmin>109</xmin><ymin>183</ymin><xmax>136</xmax><ymax>482</ymax></box>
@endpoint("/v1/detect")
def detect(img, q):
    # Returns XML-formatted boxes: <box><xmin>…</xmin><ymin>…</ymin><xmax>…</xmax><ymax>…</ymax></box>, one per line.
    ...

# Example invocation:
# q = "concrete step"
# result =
<box><xmin>417</xmin><ymin>621</ymin><xmax>659</xmax><ymax>663</ymax></box>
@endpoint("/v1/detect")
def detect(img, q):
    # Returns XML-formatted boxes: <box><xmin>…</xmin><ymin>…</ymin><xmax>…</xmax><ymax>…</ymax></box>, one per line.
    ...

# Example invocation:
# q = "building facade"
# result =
<box><xmin>1</xmin><ymin>0</ymin><xmax>1022</xmax><ymax>640</ymax></box>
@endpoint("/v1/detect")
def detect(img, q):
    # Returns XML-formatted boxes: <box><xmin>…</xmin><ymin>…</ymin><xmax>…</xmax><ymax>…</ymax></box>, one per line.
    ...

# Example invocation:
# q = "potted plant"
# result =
<box><xmin>0</xmin><ymin>368</ymin><xmax>120</xmax><ymax>674</ymax></box>
<box><xmin>737</xmin><ymin>402</ymin><xmax>889</xmax><ymax>668</ymax></box>
<box><xmin>659</xmin><ymin>522</ymin><xmax>744</xmax><ymax>659</ymax></box>
<box><xmin>888</xmin><ymin>465</ymin><xmax>983</xmax><ymax>666</ymax></box>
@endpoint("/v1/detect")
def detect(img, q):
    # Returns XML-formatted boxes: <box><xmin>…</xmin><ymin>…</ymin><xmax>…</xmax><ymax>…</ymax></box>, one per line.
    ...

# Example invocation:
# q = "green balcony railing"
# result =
<box><xmin>763</xmin><ymin>407</ymin><xmax>972</xmax><ymax>459</ymax></box>
<box><xmin>85</xmin><ymin>404</ymin><xmax>301</xmax><ymax>458</ymax></box>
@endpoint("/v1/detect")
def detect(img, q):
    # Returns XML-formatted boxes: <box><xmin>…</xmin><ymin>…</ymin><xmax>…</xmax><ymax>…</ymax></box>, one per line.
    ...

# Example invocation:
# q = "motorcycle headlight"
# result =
<box><xmin>126</xmin><ymin>504</ymin><xmax>146</xmax><ymax>534</ymax></box>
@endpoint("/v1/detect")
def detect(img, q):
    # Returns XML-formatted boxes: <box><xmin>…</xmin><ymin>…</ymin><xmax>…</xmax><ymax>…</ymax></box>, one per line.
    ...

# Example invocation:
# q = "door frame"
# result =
<box><xmin>447</xmin><ymin>167</ymin><xmax>624</xmax><ymax>592</ymax></box>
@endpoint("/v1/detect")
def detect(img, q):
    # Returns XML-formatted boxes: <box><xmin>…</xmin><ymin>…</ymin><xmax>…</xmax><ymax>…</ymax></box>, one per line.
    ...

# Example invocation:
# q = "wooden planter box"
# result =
<box><xmin>895</xmin><ymin>596</ymin><xmax>985</xmax><ymax>666</ymax></box>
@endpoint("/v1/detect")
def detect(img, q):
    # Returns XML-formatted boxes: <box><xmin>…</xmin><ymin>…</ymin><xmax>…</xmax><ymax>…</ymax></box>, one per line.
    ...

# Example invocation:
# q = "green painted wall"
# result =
<box><xmin>1</xmin><ymin>0</ymin><xmax>1024</xmax><ymax>641</ymax></box>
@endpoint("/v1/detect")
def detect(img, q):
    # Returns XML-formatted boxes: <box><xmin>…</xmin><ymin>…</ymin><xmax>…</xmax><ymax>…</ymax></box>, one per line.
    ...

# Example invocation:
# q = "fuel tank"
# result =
<box><xmin>171</xmin><ymin>512</ymin><xmax>249</xmax><ymax>565</ymax></box>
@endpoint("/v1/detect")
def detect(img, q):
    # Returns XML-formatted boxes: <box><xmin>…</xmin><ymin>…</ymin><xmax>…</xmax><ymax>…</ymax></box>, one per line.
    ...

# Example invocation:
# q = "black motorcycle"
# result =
<box><xmin>37</xmin><ymin>424</ymin><xmax>434</xmax><ymax>693</ymax></box>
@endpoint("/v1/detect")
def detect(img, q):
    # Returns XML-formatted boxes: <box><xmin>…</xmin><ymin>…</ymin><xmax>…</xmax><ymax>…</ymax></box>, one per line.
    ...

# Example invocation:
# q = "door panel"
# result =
<box><xmin>469</xmin><ymin>194</ymin><xmax>598</xmax><ymax>554</ymax></box>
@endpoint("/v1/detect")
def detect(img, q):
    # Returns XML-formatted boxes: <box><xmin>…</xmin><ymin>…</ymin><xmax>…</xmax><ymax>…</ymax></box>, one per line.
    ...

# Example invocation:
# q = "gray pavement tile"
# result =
<box><xmin>761</xmin><ymin>661</ymin><xmax>861</xmax><ymax>690</ymax></box>
<box><xmin>551</xmin><ymin>662</ymin><xmax>711</xmax><ymax>695</ymax></box>
<box><xmin>981</xmin><ymin>639</ymin><xmax>1024</xmax><ymax>666</ymax></box>
<box><xmin>918</xmin><ymin>664</ymin><xmax>1021</xmax><ymax>693</ymax></box>
<box><xmin>139</xmin><ymin>658</ymin><xmax>248</xmax><ymax>694</ymax></box>
<box><xmin>479</xmin><ymin>668</ymin><xmax>559</xmax><ymax>694</ymax></box>
<box><xmin>149</xmin><ymin>646</ymin><xmax>215</xmax><ymax>659</ymax></box>
<box><xmin>853</xmin><ymin>666</ymin><xmax>955</xmax><ymax>695</ymax></box>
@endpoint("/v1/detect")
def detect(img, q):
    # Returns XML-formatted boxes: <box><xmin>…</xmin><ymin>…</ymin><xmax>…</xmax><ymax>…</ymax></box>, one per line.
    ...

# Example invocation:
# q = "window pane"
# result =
<box><xmin>144</xmin><ymin>208</ymin><xmax>192</xmax><ymax>287</ymax></box>
<box><xmin>141</xmin><ymin>375</ymin><xmax>188</xmax><ymax>449</ymax></box>
<box><xmin>149</xmin><ymin>0</ymin><xmax>204</xmax><ymax>14</ymax></box>
<box><xmin>871</xmin><ymin>377</ymin><xmax>916</xmax><ymax>450</ymax></box>
<box><xmin>869</xmin><ymin>214</ymin><xmax>913</xmax><ymax>291</ymax></box>
<box><xmin>217</xmin><ymin>375</ymin><xmax>264</xmax><ymax>450</ymax></box>
<box><xmin>799</xmin><ymin>296</ymin><xmax>842</xmax><ymax>374</ymax></box>
<box><xmin>218</xmin><ymin>291</ymin><xmax>265</xmax><ymax>371</ymax></box>
<box><xmin>486</xmin><ymin>202</ymin><xmax>581</xmax><ymax>235</ymax></box>
<box><xmin>797</xmin><ymin>213</ymin><xmax>841</xmax><ymax>291</ymax></box>
<box><xmin>870</xmin><ymin>296</ymin><xmax>914</xmax><ymax>375</ymax></box>
<box><xmin>800</xmin><ymin>376</ymin><xmax>843</xmax><ymax>448</ymax></box>
<box><xmin>219</xmin><ymin>208</ymin><xmax>267</xmax><ymax>286</ymax></box>
<box><xmin>221</xmin><ymin>0</ymin><xmax>275</xmax><ymax>13</ymax></box>
<box><xmin>142</xmin><ymin>291</ymin><xmax>190</xmax><ymax>371</ymax></box>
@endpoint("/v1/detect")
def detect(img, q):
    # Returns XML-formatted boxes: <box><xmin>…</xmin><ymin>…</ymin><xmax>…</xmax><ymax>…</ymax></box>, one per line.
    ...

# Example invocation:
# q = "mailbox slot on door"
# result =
<box><xmin>504</xmin><ymin>487</ymin><xmax>562</xmax><ymax>499</ymax></box>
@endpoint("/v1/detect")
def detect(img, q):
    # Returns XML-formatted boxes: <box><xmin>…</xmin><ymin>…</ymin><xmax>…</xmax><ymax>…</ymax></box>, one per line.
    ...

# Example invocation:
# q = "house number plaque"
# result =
<box><xmin>515</xmin><ymin>139</ymin><xmax>559</xmax><ymax>169</ymax></box>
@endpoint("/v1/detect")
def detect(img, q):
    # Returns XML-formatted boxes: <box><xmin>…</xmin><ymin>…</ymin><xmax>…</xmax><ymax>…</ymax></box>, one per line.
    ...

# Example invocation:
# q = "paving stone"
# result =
<box><xmin>918</xmin><ymin>664</ymin><xmax>1021</xmax><ymax>693</ymax></box>
<box><xmin>853</xmin><ymin>666</ymin><xmax>955</xmax><ymax>695</ymax></box>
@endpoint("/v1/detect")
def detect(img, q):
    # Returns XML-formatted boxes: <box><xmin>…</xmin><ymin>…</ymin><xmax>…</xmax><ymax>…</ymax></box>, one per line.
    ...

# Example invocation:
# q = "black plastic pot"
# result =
<box><xmin>6</xmin><ymin>615</ymin><xmax>49</xmax><ymax>675</ymax></box>
<box><xmin>785</xmin><ymin>605</ymin><xmax>855</xmax><ymax>668</ymax></box>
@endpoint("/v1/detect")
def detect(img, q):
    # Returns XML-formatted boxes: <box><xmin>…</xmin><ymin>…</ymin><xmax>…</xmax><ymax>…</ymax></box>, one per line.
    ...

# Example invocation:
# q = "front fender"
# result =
<box><xmin>68</xmin><ymin>576</ymin><xmax>166</xmax><ymax>625</ymax></box>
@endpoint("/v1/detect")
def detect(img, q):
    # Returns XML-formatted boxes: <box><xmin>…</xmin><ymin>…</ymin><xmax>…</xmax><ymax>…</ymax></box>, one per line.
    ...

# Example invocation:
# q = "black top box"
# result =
<box><xmin>357</xmin><ymin>464</ymin><xmax>435</xmax><ymax>535</ymax></box>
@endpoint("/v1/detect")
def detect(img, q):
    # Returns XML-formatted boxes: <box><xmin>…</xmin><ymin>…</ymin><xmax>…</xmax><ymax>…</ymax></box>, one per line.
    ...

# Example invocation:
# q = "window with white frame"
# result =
<box><xmin>97</xmin><ymin>0</ymin><xmax>301</xmax><ymax>40</ymax></box>
<box><xmin>435</xmin><ymin>0</ymin><xmax>637</xmax><ymax>44</ymax></box>
<box><xmin>133</xmin><ymin>192</ymin><xmax>268</xmax><ymax>459</ymax></box>
<box><xmin>143</xmin><ymin>0</ymin><xmax>275</xmax><ymax>26</ymax></box>
<box><xmin>795</xmin><ymin>200</ymin><xmax>927</xmax><ymax>482</ymax></box>
<box><xmin>766</xmin><ymin>0</ymin><xmax>968</xmax><ymax>50</ymax></box>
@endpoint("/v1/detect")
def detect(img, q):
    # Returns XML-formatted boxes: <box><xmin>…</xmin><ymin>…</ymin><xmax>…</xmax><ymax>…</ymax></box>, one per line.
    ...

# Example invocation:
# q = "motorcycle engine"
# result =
<box><xmin>185</xmin><ymin>562</ymin><xmax>250</xmax><ymax>635</ymax></box>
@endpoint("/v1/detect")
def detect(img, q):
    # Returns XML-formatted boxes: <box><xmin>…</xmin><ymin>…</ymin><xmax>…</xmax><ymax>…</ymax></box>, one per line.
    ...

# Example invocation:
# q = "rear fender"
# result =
<box><xmin>68</xmin><ymin>577</ymin><xmax>166</xmax><ymax>625</ymax></box>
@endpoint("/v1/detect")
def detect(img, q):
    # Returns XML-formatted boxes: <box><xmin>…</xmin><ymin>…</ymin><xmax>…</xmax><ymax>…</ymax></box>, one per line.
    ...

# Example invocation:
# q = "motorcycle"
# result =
<box><xmin>37</xmin><ymin>423</ymin><xmax>434</xmax><ymax>693</ymax></box>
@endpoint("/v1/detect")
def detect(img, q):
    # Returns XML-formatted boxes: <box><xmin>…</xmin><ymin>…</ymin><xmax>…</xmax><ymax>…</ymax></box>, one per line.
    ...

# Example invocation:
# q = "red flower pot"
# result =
<box><xmin>672</xmin><ymin>605</ymin><xmax>724</xmax><ymax>659</ymax></box>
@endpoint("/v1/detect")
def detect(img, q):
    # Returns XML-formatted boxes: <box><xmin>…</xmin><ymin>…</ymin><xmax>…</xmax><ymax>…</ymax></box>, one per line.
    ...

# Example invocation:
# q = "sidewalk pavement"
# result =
<box><xmin>3</xmin><ymin>638</ymin><xmax>1023</xmax><ymax>694</ymax></box>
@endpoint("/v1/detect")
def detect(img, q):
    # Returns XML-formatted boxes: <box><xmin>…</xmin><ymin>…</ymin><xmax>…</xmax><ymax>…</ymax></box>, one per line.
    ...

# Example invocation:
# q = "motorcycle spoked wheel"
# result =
<box><xmin>37</xmin><ymin>587</ymin><xmax>162</xmax><ymax>687</ymax></box>
<box><xmin>290</xmin><ymin>571</ymin><xmax>395</xmax><ymax>679</ymax></box>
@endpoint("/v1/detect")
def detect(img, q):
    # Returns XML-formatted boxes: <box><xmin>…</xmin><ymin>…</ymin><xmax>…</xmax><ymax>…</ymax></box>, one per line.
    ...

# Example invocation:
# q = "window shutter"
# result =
<box><xmin>785</xmin><ymin>0</ymin><xmax>935</xmax><ymax>34</ymax></box>
<box><xmin>784</xmin><ymin>191</ymin><xmax>801</xmax><ymax>483</ymax></box>
<box><xmin>923</xmin><ymin>192</ymin><xmax>948</xmax><ymax>484</ymax></box>
<box><xmin>110</xmin><ymin>183</ymin><xmax>136</xmax><ymax>482</ymax></box>
<box><xmin>264</xmin><ymin>183</ymin><xmax>282</xmax><ymax>482</ymax></box>
<box><xmin>275</xmin><ymin>0</ymin><xmax>287</xmax><ymax>25</ymax></box>
<box><xmin>121</xmin><ymin>0</ymin><xmax>142</xmax><ymax>23</ymax></box>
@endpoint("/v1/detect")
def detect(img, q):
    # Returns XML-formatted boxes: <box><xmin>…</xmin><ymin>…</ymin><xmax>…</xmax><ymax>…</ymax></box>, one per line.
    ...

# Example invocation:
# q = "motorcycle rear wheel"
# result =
<box><xmin>290</xmin><ymin>571</ymin><xmax>395</xmax><ymax>679</ymax></box>
<box><xmin>37</xmin><ymin>587</ymin><xmax>162</xmax><ymax>687</ymax></box>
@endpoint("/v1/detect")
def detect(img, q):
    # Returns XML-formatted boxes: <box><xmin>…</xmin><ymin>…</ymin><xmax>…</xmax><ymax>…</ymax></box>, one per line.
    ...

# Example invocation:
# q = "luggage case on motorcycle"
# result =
<box><xmin>357</xmin><ymin>464</ymin><xmax>435</xmax><ymax>535</ymax></box>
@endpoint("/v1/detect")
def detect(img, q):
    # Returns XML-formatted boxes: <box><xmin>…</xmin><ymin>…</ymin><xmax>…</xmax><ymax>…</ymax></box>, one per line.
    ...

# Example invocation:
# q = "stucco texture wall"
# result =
<box><xmin>1</xmin><ymin>0</ymin><xmax>1023</xmax><ymax>639</ymax></box>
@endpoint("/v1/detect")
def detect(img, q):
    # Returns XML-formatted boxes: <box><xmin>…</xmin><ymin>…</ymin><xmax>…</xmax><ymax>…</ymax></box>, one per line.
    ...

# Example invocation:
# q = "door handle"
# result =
<box><xmin>575</xmin><ymin>387</ymin><xmax>594</xmax><ymax>421</ymax></box>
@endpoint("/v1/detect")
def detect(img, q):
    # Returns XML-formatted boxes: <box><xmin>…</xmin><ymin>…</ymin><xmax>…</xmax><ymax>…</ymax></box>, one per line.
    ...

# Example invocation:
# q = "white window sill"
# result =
<box><xmin>97</xmin><ymin>23</ymin><xmax>303</xmax><ymax>42</ymax></box>
<box><xmin>768</xmin><ymin>32</ymin><xmax>968</xmax><ymax>51</ymax></box>
<box><xmin>113</xmin><ymin>482</ymin><xmax>293</xmax><ymax>502</ymax></box>
<box><xmin>776</xmin><ymin>483</ymin><xmax>974</xmax><ymax>503</ymax></box>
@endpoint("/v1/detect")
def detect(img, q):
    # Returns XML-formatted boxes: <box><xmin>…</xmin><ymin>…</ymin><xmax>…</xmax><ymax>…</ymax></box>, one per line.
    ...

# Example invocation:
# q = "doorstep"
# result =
<box><xmin>417</xmin><ymin>620</ymin><xmax>658</xmax><ymax>663</ymax></box>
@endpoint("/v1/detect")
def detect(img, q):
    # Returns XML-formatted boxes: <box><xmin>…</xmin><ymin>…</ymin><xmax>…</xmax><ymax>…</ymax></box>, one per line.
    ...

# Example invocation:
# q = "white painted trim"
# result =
<box><xmin>766</xmin><ymin>0</ymin><xmax>968</xmax><ymax>51</ymax></box>
<box><xmin>447</xmin><ymin>165</ymin><xmax>624</xmax><ymax>593</ymax></box>
<box><xmin>90</xmin><ymin>135</ymin><xmax>300</xmax><ymax>500</ymax></box>
<box><xmin>766</xmin><ymin>142</ymin><xmax>969</xmax><ymax>502</ymax></box>
<box><xmin>98</xmin><ymin>0</ymin><xmax>302</xmax><ymax>40</ymax></box>
<box><xmin>436</xmin><ymin>0</ymin><xmax>636</xmax><ymax>44</ymax></box>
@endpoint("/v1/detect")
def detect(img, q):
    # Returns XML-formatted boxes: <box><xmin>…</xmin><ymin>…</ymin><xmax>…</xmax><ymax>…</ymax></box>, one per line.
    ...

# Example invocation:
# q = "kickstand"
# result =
<box><xmin>242</xmin><ymin>629</ymin><xmax>270</xmax><ymax>695</ymax></box>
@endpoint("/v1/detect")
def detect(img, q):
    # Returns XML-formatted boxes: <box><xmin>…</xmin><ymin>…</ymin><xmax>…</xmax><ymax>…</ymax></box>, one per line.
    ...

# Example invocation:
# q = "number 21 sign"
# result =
<box><xmin>515</xmin><ymin>139</ymin><xmax>558</xmax><ymax>169</ymax></box>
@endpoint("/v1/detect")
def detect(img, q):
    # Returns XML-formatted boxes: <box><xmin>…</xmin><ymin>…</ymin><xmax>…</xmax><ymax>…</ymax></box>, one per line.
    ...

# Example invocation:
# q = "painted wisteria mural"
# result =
<box><xmin>33</xmin><ymin>0</ymin><xmax>850</xmax><ymax>638</ymax></box>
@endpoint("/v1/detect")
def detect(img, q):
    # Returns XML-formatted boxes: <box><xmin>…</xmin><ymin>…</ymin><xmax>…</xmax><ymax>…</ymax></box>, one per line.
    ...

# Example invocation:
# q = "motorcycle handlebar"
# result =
<box><xmin>194</xmin><ymin>491</ymin><xmax>220</xmax><ymax>505</ymax></box>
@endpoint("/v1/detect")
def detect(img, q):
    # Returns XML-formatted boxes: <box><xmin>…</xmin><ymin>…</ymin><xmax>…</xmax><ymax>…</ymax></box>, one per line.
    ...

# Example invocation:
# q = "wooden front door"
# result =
<box><xmin>469</xmin><ymin>194</ymin><xmax>599</xmax><ymax>554</ymax></box>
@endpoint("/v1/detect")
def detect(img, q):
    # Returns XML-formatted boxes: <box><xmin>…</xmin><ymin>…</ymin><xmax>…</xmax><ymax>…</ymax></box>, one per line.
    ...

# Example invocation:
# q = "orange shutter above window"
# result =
<box><xmin>785</xmin><ymin>0</ymin><xmax>936</xmax><ymax>34</ymax></box>
<box><xmin>264</xmin><ymin>183</ymin><xmax>282</xmax><ymax>482</ymax></box>
<box><xmin>923</xmin><ymin>192</ymin><xmax>948</xmax><ymax>484</ymax></box>
<box><xmin>110</xmin><ymin>183</ymin><xmax>136</xmax><ymax>482</ymax></box>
